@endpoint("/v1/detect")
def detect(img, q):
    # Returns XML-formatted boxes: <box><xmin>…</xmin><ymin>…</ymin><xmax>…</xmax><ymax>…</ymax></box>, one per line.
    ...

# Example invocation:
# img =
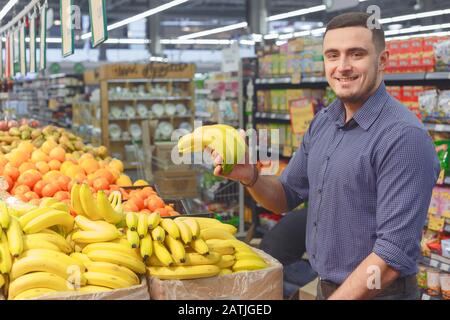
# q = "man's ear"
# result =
<box><xmin>378</xmin><ymin>49</ymin><xmax>389</xmax><ymax>71</ymax></box>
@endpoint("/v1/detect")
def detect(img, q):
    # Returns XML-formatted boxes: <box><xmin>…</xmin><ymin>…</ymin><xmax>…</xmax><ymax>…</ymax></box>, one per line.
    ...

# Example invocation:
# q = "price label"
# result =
<box><xmin>430</xmin><ymin>259</ymin><xmax>439</xmax><ymax>268</ymax></box>
<box><xmin>270</xmin><ymin>113</ymin><xmax>276</xmax><ymax>119</ymax></box>
<box><xmin>422</xmin><ymin>294</ymin><xmax>431</xmax><ymax>300</ymax></box>
<box><xmin>441</xmin><ymin>263</ymin><xmax>450</xmax><ymax>272</ymax></box>
<box><xmin>292</xmin><ymin>73</ymin><xmax>301</xmax><ymax>84</ymax></box>
<box><xmin>435</xmin><ymin>124</ymin><xmax>445</xmax><ymax>132</ymax></box>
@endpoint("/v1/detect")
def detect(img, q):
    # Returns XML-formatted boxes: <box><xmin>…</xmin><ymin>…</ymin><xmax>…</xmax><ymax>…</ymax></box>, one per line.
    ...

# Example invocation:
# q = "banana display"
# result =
<box><xmin>177</xmin><ymin>124</ymin><xmax>246</xmax><ymax>175</ymax></box>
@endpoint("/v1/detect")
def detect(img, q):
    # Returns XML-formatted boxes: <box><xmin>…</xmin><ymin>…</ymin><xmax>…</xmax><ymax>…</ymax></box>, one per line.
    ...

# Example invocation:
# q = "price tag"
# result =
<box><xmin>292</xmin><ymin>73</ymin><xmax>301</xmax><ymax>84</ymax></box>
<box><xmin>441</xmin><ymin>263</ymin><xmax>450</xmax><ymax>272</ymax></box>
<box><xmin>283</xmin><ymin>145</ymin><xmax>293</xmax><ymax>157</ymax></box>
<box><xmin>270</xmin><ymin>113</ymin><xmax>276</xmax><ymax>119</ymax></box>
<box><xmin>435</xmin><ymin>124</ymin><xmax>445</xmax><ymax>132</ymax></box>
<box><xmin>422</xmin><ymin>294</ymin><xmax>431</xmax><ymax>300</ymax></box>
<box><xmin>430</xmin><ymin>259</ymin><xmax>439</xmax><ymax>268</ymax></box>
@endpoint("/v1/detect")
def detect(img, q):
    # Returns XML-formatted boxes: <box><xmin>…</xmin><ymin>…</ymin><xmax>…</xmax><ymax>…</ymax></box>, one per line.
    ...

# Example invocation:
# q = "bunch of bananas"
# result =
<box><xmin>177</xmin><ymin>124</ymin><xmax>246</xmax><ymax>175</ymax></box>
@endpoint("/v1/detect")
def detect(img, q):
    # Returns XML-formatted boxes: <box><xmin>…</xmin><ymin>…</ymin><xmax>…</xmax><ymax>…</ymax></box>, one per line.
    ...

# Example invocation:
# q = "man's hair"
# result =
<box><xmin>324</xmin><ymin>12</ymin><xmax>385</xmax><ymax>52</ymax></box>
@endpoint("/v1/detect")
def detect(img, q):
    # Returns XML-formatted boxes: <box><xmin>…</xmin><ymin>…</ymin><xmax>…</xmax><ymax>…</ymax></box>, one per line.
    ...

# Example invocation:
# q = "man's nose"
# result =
<box><xmin>337</xmin><ymin>57</ymin><xmax>352</xmax><ymax>73</ymax></box>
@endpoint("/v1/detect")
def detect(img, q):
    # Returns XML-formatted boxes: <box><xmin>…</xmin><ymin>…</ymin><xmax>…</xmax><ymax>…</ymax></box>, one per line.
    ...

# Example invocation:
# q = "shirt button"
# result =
<box><xmin>326</xmin><ymin>156</ymin><xmax>330</xmax><ymax>160</ymax></box>
<box><xmin>318</xmin><ymin>189</ymin><xmax>322</xmax><ymax>194</ymax></box>
<box><xmin>314</xmin><ymin>222</ymin><xmax>317</xmax><ymax>227</ymax></box>
<box><xmin>312</xmin><ymin>254</ymin><xmax>316</xmax><ymax>259</ymax></box>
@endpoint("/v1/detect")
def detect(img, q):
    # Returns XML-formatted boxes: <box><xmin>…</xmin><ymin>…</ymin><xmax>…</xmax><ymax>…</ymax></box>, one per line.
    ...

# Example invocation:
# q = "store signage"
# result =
<box><xmin>89</xmin><ymin>0</ymin><xmax>108</xmax><ymax>47</ymax></box>
<box><xmin>60</xmin><ymin>0</ymin><xmax>74</xmax><ymax>57</ymax></box>
<box><xmin>40</xmin><ymin>5</ymin><xmax>47</xmax><ymax>71</ymax></box>
<box><xmin>222</xmin><ymin>42</ymin><xmax>240</xmax><ymax>72</ymax></box>
<box><xmin>73</xmin><ymin>62</ymin><xmax>85</xmax><ymax>73</ymax></box>
<box><xmin>50</xmin><ymin>63</ymin><xmax>61</xmax><ymax>74</ymax></box>
<box><xmin>289</xmin><ymin>98</ymin><xmax>315</xmax><ymax>135</ymax></box>
<box><xmin>29</xmin><ymin>16</ymin><xmax>37</xmax><ymax>73</ymax></box>
<box><xmin>19</xmin><ymin>24</ymin><xmax>26</xmax><ymax>75</ymax></box>
<box><xmin>103</xmin><ymin>63</ymin><xmax>195</xmax><ymax>80</ymax></box>
<box><xmin>13</xmin><ymin>28</ymin><xmax>19</xmax><ymax>74</ymax></box>
<box><xmin>9</xmin><ymin>32</ymin><xmax>14</xmax><ymax>77</ymax></box>
<box><xmin>0</xmin><ymin>33</ymin><xmax>3</xmax><ymax>79</ymax></box>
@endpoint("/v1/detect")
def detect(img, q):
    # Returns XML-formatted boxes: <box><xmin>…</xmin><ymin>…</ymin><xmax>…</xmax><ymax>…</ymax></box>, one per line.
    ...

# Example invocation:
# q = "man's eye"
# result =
<box><xmin>327</xmin><ymin>53</ymin><xmax>338</xmax><ymax>59</ymax></box>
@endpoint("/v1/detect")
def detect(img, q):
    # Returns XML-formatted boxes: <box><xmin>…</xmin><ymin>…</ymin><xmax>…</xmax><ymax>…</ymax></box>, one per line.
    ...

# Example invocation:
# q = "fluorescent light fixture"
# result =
<box><xmin>0</xmin><ymin>0</ymin><xmax>18</xmax><ymax>21</ymax></box>
<box><xmin>264</xmin><ymin>33</ymin><xmax>279</xmax><ymax>40</ymax></box>
<box><xmin>386</xmin><ymin>30</ymin><xmax>450</xmax><ymax>41</ymax></box>
<box><xmin>239</xmin><ymin>39</ymin><xmax>256</xmax><ymax>46</ymax></box>
<box><xmin>82</xmin><ymin>0</ymin><xmax>189</xmax><ymax>39</ymax></box>
<box><xmin>276</xmin><ymin>40</ymin><xmax>287</xmax><ymax>46</ymax></box>
<box><xmin>385</xmin><ymin>23</ymin><xmax>450</xmax><ymax>36</ymax></box>
<box><xmin>267</xmin><ymin>5</ymin><xmax>326</xmax><ymax>22</ymax></box>
<box><xmin>162</xmin><ymin>38</ymin><xmax>232</xmax><ymax>45</ymax></box>
<box><xmin>178</xmin><ymin>22</ymin><xmax>248</xmax><ymax>40</ymax></box>
<box><xmin>54</xmin><ymin>20</ymin><xmax>61</xmax><ymax>26</ymax></box>
<box><xmin>380</xmin><ymin>9</ymin><xmax>450</xmax><ymax>24</ymax></box>
<box><xmin>150</xmin><ymin>56</ymin><xmax>168</xmax><ymax>62</ymax></box>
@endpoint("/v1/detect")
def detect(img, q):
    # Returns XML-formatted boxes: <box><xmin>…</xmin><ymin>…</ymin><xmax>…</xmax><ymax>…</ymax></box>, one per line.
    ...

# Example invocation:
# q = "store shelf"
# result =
<box><xmin>109</xmin><ymin>117</ymin><xmax>148</xmax><ymax>121</ymax></box>
<box><xmin>109</xmin><ymin>96</ymin><xmax>192</xmax><ymax>101</ymax></box>
<box><xmin>255</xmin><ymin>112</ymin><xmax>290</xmax><ymax>121</ymax></box>
<box><xmin>423</xmin><ymin>122</ymin><xmax>450</xmax><ymax>132</ymax></box>
<box><xmin>109</xmin><ymin>137</ymin><xmax>142</xmax><ymax>142</ymax></box>
<box><xmin>195</xmin><ymin>89</ymin><xmax>212</xmax><ymax>95</ymax></box>
<box><xmin>255</xmin><ymin>76</ymin><xmax>327</xmax><ymax>85</ymax></box>
<box><xmin>107</xmin><ymin>78</ymin><xmax>192</xmax><ymax>83</ymax></box>
<box><xmin>421</xmin><ymin>255</ymin><xmax>450</xmax><ymax>273</ymax></box>
<box><xmin>421</xmin><ymin>293</ymin><xmax>443</xmax><ymax>300</ymax></box>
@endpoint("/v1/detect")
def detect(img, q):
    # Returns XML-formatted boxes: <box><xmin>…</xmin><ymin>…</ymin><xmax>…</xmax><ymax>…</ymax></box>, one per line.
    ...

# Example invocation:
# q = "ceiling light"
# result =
<box><xmin>178</xmin><ymin>22</ymin><xmax>248</xmax><ymax>40</ymax></box>
<box><xmin>0</xmin><ymin>0</ymin><xmax>18</xmax><ymax>21</ymax></box>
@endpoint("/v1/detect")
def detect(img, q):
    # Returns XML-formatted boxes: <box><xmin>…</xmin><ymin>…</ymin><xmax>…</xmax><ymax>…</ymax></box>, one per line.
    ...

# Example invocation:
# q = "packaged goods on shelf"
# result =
<box><xmin>434</xmin><ymin>39</ymin><xmax>450</xmax><ymax>72</ymax></box>
<box><xmin>387</xmin><ymin>85</ymin><xmax>435</xmax><ymax>119</ymax></box>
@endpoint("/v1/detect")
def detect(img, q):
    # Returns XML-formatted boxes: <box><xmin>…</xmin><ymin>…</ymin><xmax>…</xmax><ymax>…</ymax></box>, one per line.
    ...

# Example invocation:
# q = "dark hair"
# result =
<box><xmin>324</xmin><ymin>12</ymin><xmax>385</xmax><ymax>52</ymax></box>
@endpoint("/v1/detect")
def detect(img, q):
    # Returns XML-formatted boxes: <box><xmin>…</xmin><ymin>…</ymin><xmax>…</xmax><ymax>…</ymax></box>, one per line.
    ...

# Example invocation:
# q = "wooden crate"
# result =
<box><xmin>153</xmin><ymin>169</ymin><xmax>198</xmax><ymax>199</ymax></box>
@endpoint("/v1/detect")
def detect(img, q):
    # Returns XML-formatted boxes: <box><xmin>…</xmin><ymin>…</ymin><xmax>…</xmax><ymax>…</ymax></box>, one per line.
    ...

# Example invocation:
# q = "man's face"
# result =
<box><xmin>323</xmin><ymin>27</ymin><xmax>387</xmax><ymax>105</ymax></box>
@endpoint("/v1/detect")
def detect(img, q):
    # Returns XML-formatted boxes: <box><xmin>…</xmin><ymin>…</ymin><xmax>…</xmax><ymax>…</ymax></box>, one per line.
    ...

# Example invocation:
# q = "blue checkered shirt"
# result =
<box><xmin>279</xmin><ymin>82</ymin><xmax>440</xmax><ymax>284</ymax></box>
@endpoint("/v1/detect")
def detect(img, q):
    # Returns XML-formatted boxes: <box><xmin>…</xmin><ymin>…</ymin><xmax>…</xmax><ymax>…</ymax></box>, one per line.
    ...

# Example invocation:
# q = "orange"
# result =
<box><xmin>54</xmin><ymin>191</ymin><xmax>70</xmax><ymax>201</ymax></box>
<box><xmin>60</xmin><ymin>161</ymin><xmax>75</xmax><ymax>175</ymax></box>
<box><xmin>0</xmin><ymin>156</ymin><xmax>8</xmax><ymax>167</ymax></box>
<box><xmin>41</xmin><ymin>182</ymin><xmax>59</xmax><ymax>197</ymax></box>
<box><xmin>116</xmin><ymin>174</ymin><xmax>132</xmax><ymax>187</ymax></box>
<box><xmin>49</xmin><ymin>146</ymin><xmax>66</xmax><ymax>162</ymax></box>
<box><xmin>41</xmin><ymin>139</ymin><xmax>58</xmax><ymax>154</ymax></box>
<box><xmin>31</xmin><ymin>150</ymin><xmax>50</xmax><ymax>163</ymax></box>
<box><xmin>29</xmin><ymin>198</ymin><xmax>41</xmax><ymax>206</ymax></box>
<box><xmin>24</xmin><ymin>191</ymin><xmax>39</xmax><ymax>201</ymax></box>
<box><xmin>12</xmin><ymin>185</ymin><xmax>31</xmax><ymax>196</ymax></box>
<box><xmin>17</xmin><ymin>141</ymin><xmax>35</xmax><ymax>154</ymax></box>
<box><xmin>169</xmin><ymin>211</ymin><xmax>180</xmax><ymax>217</ymax></box>
<box><xmin>109</xmin><ymin>159</ymin><xmax>124</xmax><ymax>173</ymax></box>
<box><xmin>35</xmin><ymin>161</ymin><xmax>50</xmax><ymax>174</ymax></box>
<box><xmin>3</xmin><ymin>175</ymin><xmax>13</xmax><ymax>192</ymax></box>
<box><xmin>165</xmin><ymin>205</ymin><xmax>174</xmax><ymax>212</ymax></box>
<box><xmin>140</xmin><ymin>209</ymin><xmax>151</xmax><ymax>214</ymax></box>
<box><xmin>43</xmin><ymin>170</ymin><xmax>63</xmax><ymax>183</ymax></box>
<box><xmin>33</xmin><ymin>180</ymin><xmax>46</xmax><ymax>197</ymax></box>
<box><xmin>155</xmin><ymin>208</ymin><xmax>169</xmax><ymax>217</ymax></box>
<box><xmin>141</xmin><ymin>187</ymin><xmax>156</xmax><ymax>198</ymax></box>
<box><xmin>65</xmin><ymin>165</ymin><xmax>84</xmax><ymax>179</ymax></box>
<box><xmin>56</xmin><ymin>175</ymin><xmax>71</xmax><ymax>192</ymax></box>
<box><xmin>129</xmin><ymin>197</ymin><xmax>145</xmax><ymax>211</ymax></box>
<box><xmin>7</xmin><ymin>150</ymin><xmax>29</xmax><ymax>167</ymax></box>
<box><xmin>17</xmin><ymin>169</ymin><xmax>42</xmax><ymax>188</ymax></box>
<box><xmin>80</xmin><ymin>158</ymin><xmax>100</xmax><ymax>175</ymax></box>
<box><xmin>92</xmin><ymin>169</ymin><xmax>115</xmax><ymax>184</ymax></box>
<box><xmin>93</xmin><ymin>177</ymin><xmax>109</xmax><ymax>192</ymax></box>
<box><xmin>79</xmin><ymin>153</ymin><xmax>94</xmax><ymax>163</ymax></box>
<box><xmin>133</xmin><ymin>179</ymin><xmax>148</xmax><ymax>187</ymax></box>
<box><xmin>48</xmin><ymin>159</ymin><xmax>61</xmax><ymax>171</ymax></box>
<box><xmin>4</xmin><ymin>164</ymin><xmax>20</xmax><ymax>181</ymax></box>
<box><xmin>19</xmin><ymin>162</ymin><xmax>36</xmax><ymax>174</ymax></box>
<box><xmin>147</xmin><ymin>196</ymin><xmax>164</xmax><ymax>211</ymax></box>
<box><xmin>15</xmin><ymin>193</ymin><xmax>28</xmax><ymax>202</ymax></box>
<box><xmin>123</xmin><ymin>201</ymin><xmax>139</xmax><ymax>213</ymax></box>
<box><xmin>73</xmin><ymin>172</ymin><xmax>87</xmax><ymax>182</ymax></box>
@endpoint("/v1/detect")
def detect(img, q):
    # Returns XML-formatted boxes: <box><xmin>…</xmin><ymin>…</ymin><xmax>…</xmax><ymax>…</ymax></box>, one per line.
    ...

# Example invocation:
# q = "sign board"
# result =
<box><xmin>221</xmin><ymin>42</ymin><xmax>240</xmax><ymax>72</ymax></box>
<box><xmin>40</xmin><ymin>5</ymin><xmax>47</xmax><ymax>70</ymax></box>
<box><xmin>29</xmin><ymin>16</ymin><xmax>37</xmax><ymax>73</ymax></box>
<box><xmin>60</xmin><ymin>0</ymin><xmax>74</xmax><ymax>57</ymax></box>
<box><xmin>99</xmin><ymin>63</ymin><xmax>196</xmax><ymax>80</ymax></box>
<box><xmin>19</xmin><ymin>24</ymin><xmax>26</xmax><ymax>75</ymax></box>
<box><xmin>89</xmin><ymin>0</ymin><xmax>108</xmax><ymax>47</ymax></box>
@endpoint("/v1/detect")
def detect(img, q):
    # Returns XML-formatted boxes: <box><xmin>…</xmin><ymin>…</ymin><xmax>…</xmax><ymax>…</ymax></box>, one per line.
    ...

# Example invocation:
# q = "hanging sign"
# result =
<box><xmin>29</xmin><ymin>15</ymin><xmax>37</xmax><ymax>73</ymax></box>
<box><xmin>40</xmin><ymin>5</ymin><xmax>47</xmax><ymax>70</ymax></box>
<box><xmin>0</xmin><ymin>33</ymin><xmax>3</xmax><ymax>79</ymax></box>
<box><xmin>88</xmin><ymin>0</ymin><xmax>108</xmax><ymax>47</ymax></box>
<box><xmin>9</xmin><ymin>32</ymin><xmax>15</xmax><ymax>77</ymax></box>
<box><xmin>13</xmin><ymin>28</ymin><xmax>20</xmax><ymax>75</ymax></box>
<box><xmin>4</xmin><ymin>34</ymin><xmax>9</xmax><ymax>79</ymax></box>
<box><xmin>60</xmin><ymin>0</ymin><xmax>74</xmax><ymax>57</ymax></box>
<box><xmin>20</xmin><ymin>23</ymin><xmax>26</xmax><ymax>75</ymax></box>
<box><xmin>289</xmin><ymin>98</ymin><xmax>315</xmax><ymax>135</ymax></box>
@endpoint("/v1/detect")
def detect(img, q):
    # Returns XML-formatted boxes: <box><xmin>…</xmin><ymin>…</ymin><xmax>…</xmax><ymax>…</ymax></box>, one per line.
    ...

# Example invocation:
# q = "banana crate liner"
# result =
<box><xmin>148</xmin><ymin>248</ymin><xmax>283</xmax><ymax>300</ymax></box>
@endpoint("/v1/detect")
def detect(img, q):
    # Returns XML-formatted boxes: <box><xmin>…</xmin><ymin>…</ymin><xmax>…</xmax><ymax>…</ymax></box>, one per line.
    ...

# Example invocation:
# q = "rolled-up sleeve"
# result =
<box><xmin>374</xmin><ymin>126</ymin><xmax>440</xmax><ymax>275</ymax></box>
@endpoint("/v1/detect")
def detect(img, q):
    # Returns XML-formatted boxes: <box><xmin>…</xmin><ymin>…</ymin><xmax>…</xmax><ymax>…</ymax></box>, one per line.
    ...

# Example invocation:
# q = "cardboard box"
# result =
<box><xmin>148</xmin><ymin>248</ymin><xmax>283</xmax><ymax>300</ymax></box>
<box><xmin>154</xmin><ymin>169</ymin><xmax>198</xmax><ymax>199</ymax></box>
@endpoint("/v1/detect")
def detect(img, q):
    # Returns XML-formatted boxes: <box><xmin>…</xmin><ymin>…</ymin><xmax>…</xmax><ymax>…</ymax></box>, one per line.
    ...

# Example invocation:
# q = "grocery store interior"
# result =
<box><xmin>0</xmin><ymin>0</ymin><xmax>449</xmax><ymax>301</ymax></box>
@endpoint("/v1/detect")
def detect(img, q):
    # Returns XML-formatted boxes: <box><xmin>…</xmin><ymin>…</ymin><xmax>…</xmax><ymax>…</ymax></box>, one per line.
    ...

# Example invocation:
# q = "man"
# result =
<box><xmin>210</xmin><ymin>12</ymin><xmax>440</xmax><ymax>299</ymax></box>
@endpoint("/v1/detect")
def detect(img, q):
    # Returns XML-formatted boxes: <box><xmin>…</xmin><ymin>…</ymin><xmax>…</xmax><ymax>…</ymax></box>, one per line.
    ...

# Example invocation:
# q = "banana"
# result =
<box><xmin>148</xmin><ymin>265</ymin><xmax>221</xmax><ymax>280</ymax></box>
<box><xmin>8</xmin><ymin>272</ymin><xmax>73</xmax><ymax>299</ymax></box>
<box><xmin>219</xmin><ymin>268</ymin><xmax>233</xmax><ymax>276</ymax></box>
<box><xmin>126</xmin><ymin>212</ymin><xmax>138</xmax><ymax>231</ymax></box>
<box><xmin>24</xmin><ymin>233</ymin><xmax>72</xmax><ymax>253</ymax></box>
<box><xmin>18</xmin><ymin>207</ymin><xmax>53</xmax><ymax>228</ymax></box>
<box><xmin>151</xmin><ymin>226</ymin><xmax>165</xmax><ymax>242</ymax></box>
<box><xmin>79</xmin><ymin>183</ymin><xmax>103</xmax><ymax>220</ymax></box>
<box><xmin>7</xmin><ymin>217</ymin><xmax>23</xmax><ymax>257</ymax></box>
<box><xmin>0</xmin><ymin>230</ymin><xmax>12</xmax><ymax>273</ymax></box>
<box><xmin>85</xmin><ymin>262</ymin><xmax>139</xmax><ymax>286</ymax></box>
<box><xmin>82</xmin><ymin>242</ymin><xmax>140</xmax><ymax>260</ymax></box>
<box><xmin>86</xmin><ymin>250</ymin><xmax>146</xmax><ymax>274</ymax></box>
<box><xmin>0</xmin><ymin>201</ymin><xmax>11</xmax><ymax>230</ymax></box>
<box><xmin>222</xmin><ymin>239</ymin><xmax>255</xmax><ymax>253</ymax></box>
<box><xmin>84</xmin><ymin>271</ymin><xmax>134</xmax><ymax>289</ymax></box>
<box><xmin>174</xmin><ymin>220</ymin><xmax>192</xmax><ymax>245</ymax></box>
<box><xmin>78</xmin><ymin>285</ymin><xmax>112</xmax><ymax>293</ymax></box>
<box><xmin>164</xmin><ymin>235</ymin><xmax>186</xmax><ymax>264</ymax></box>
<box><xmin>140</xmin><ymin>234</ymin><xmax>153</xmax><ymax>261</ymax></box>
<box><xmin>178</xmin><ymin>217</ymin><xmax>237</xmax><ymax>234</ymax></box>
<box><xmin>39</xmin><ymin>197</ymin><xmax>59</xmax><ymax>208</ymax></box>
<box><xmin>126</xmin><ymin>230</ymin><xmax>140</xmax><ymax>248</ymax></box>
<box><xmin>178</xmin><ymin>218</ymin><xmax>200</xmax><ymax>240</ymax></box>
<box><xmin>234</xmin><ymin>252</ymin><xmax>261</xmax><ymax>260</ymax></box>
<box><xmin>22</xmin><ymin>210</ymin><xmax>74</xmax><ymax>234</ymax></box>
<box><xmin>13</xmin><ymin>288</ymin><xmax>57</xmax><ymax>300</ymax></box>
<box><xmin>189</xmin><ymin>238</ymin><xmax>209</xmax><ymax>255</ymax></box>
<box><xmin>41</xmin><ymin>228</ymin><xmax>62</xmax><ymax>236</ymax></box>
<box><xmin>200</xmin><ymin>227</ymin><xmax>235</xmax><ymax>240</ymax></box>
<box><xmin>153</xmin><ymin>241</ymin><xmax>174</xmax><ymax>267</ymax></box>
<box><xmin>137</xmin><ymin>214</ymin><xmax>148</xmax><ymax>239</ymax></box>
<box><xmin>108</xmin><ymin>191</ymin><xmax>119</xmax><ymax>207</ymax></box>
<box><xmin>71</xmin><ymin>229</ymin><xmax>120</xmax><ymax>244</ymax></box>
<box><xmin>205</xmin><ymin>239</ymin><xmax>235</xmax><ymax>255</ymax></box>
<box><xmin>74</xmin><ymin>215</ymin><xmax>117</xmax><ymax>232</ymax></box>
<box><xmin>232</xmin><ymin>259</ymin><xmax>268</xmax><ymax>272</ymax></box>
<box><xmin>160</xmin><ymin>218</ymin><xmax>180</xmax><ymax>240</ymax></box>
<box><xmin>23</xmin><ymin>237</ymin><xmax>61</xmax><ymax>252</ymax></box>
<box><xmin>147</xmin><ymin>211</ymin><xmax>161</xmax><ymax>230</ymax></box>
<box><xmin>19</xmin><ymin>249</ymin><xmax>85</xmax><ymax>272</ymax></box>
<box><xmin>0</xmin><ymin>274</ymin><xmax>4</xmax><ymax>289</ymax></box>
<box><xmin>50</xmin><ymin>202</ymin><xmax>70</xmax><ymax>214</ymax></box>
<box><xmin>70</xmin><ymin>252</ymin><xmax>92</xmax><ymax>268</ymax></box>
<box><xmin>216</xmin><ymin>255</ymin><xmax>235</xmax><ymax>269</ymax></box>
<box><xmin>177</xmin><ymin>124</ymin><xmax>245</xmax><ymax>175</ymax></box>
<box><xmin>70</xmin><ymin>183</ymin><xmax>86</xmax><ymax>217</ymax></box>
<box><xmin>96</xmin><ymin>190</ymin><xmax>123</xmax><ymax>224</ymax></box>
<box><xmin>148</xmin><ymin>251</ymin><xmax>221</xmax><ymax>267</ymax></box>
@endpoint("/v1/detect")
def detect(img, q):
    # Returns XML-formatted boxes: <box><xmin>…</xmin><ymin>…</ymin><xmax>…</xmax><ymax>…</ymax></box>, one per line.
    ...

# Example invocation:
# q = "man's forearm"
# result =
<box><xmin>328</xmin><ymin>252</ymin><xmax>400</xmax><ymax>300</ymax></box>
<box><xmin>247</xmin><ymin>175</ymin><xmax>289</xmax><ymax>214</ymax></box>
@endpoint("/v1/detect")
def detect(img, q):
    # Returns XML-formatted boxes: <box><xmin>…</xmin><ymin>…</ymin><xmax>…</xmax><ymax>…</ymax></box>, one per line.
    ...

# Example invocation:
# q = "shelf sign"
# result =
<box><xmin>39</xmin><ymin>5</ymin><xmax>47</xmax><ymax>70</ymax></box>
<box><xmin>29</xmin><ymin>16</ymin><xmax>37</xmax><ymax>73</ymax></box>
<box><xmin>60</xmin><ymin>0</ymin><xmax>74</xmax><ymax>57</ymax></box>
<box><xmin>19</xmin><ymin>23</ymin><xmax>26</xmax><ymax>75</ymax></box>
<box><xmin>0</xmin><ymin>33</ymin><xmax>3</xmax><ymax>79</ymax></box>
<box><xmin>289</xmin><ymin>98</ymin><xmax>315</xmax><ymax>135</ymax></box>
<box><xmin>9</xmin><ymin>32</ymin><xmax>14</xmax><ymax>78</ymax></box>
<box><xmin>13</xmin><ymin>28</ymin><xmax>19</xmax><ymax>75</ymax></box>
<box><xmin>89</xmin><ymin>0</ymin><xmax>108</xmax><ymax>47</ymax></box>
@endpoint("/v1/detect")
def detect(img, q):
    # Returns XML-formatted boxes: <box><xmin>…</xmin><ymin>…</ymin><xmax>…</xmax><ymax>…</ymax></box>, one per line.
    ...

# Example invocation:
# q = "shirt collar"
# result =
<box><xmin>326</xmin><ymin>82</ymin><xmax>390</xmax><ymax>131</ymax></box>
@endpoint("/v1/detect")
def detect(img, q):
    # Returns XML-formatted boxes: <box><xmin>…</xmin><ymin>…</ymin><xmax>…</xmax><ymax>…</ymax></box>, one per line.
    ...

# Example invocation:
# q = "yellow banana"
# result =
<box><xmin>41</xmin><ymin>228</ymin><xmax>62</xmax><ymax>236</ymax></box>
<box><xmin>8</xmin><ymin>272</ymin><xmax>73</xmax><ymax>299</ymax></box>
<box><xmin>206</xmin><ymin>239</ymin><xmax>235</xmax><ymax>255</ymax></box>
<box><xmin>70</xmin><ymin>183</ymin><xmax>86</xmax><ymax>217</ymax></box>
<box><xmin>0</xmin><ymin>201</ymin><xmax>11</xmax><ymax>230</ymax></box>
<box><xmin>216</xmin><ymin>255</ymin><xmax>235</xmax><ymax>269</ymax></box>
<box><xmin>200</xmin><ymin>227</ymin><xmax>235</xmax><ymax>240</ymax></box>
<box><xmin>147</xmin><ymin>211</ymin><xmax>161</xmax><ymax>230</ymax></box>
<box><xmin>86</xmin><ymin>250</ymin><xmax>146</xmax><ymax>274</ymax></box>
<box><xmin>13</xmin><ymin>288</ymin><xmax>57</xmax><ymax>300</ymax></box>
<box><xmin>160</xmin><ymin>218</ymin><xmax>180</xmax><ymax>240</ymax></box>
<box><xmin>79</xmin><ymin>183</ymin><xmax>103</xmax><ymax>220</ymax></box>
<box><xmin>7</xmin><ymin>202</ymin><xmax>36</xmax><ymax>218</ymax></box>
<box><xmin>234</xmin><ymin>252</ymin><xmax>261</xmax><ymax>260</ymax></box>
<box><xmin>84</xmin><ymin>271</ymin><xmax>134</xmax><ymax>289</ymax></box>
<box><xmin>151</xmin><ymin>226</ymin><xmax>165</xmax><ymax>242</ymax></box>
<box><xmin>71</xmin><ymin>229</ymin><xmax>120</xmax><ymax>244</ymax></box>
<box><xmin>96</xmin><ymin>190</ymin><xmax>123</xmax><ymax>224</ymax></box>
<box><xmin>19</xmin><ymin>249</ymin><xmax>85</xmax><ymax>271</ymax></box>
<box><xmin>22</xmin><ymin>237</ymin><xmax>61</xmax><ymax>252</ymax></box>
<box><xmin>164</xmin><ymin>235</ymin><xmax>186</xmax><ymax>264</ymax></box>
<box><xmin>189</xmin><ymin>238</ymin><xmax>209</xmax><ymax>255</ymax></box>
<box><xmin>39</xmin><ymin>197</ymin><xmax>59</xmax><ymax>208</ymax></box>
<box><xmin>232</xmin><ymin>259</ymin><xmax>268</xmax><ymax>272</ymax></box>
<box><xmin>82</xmin><ymin>242</ymin><xmax>140</xmax><ymax>259</ymax></box>
<box><xmin>178</xmin><ymin>217</ymin><xmax>200</xmax><ymax>240</ymax></box>
<box><xmin>18</xmin><ymin>206</ymin><xmax>52</xmax><ymax>229</ymax></box>
<box><xmin>22</xmin><ymin>210</ymin><xmax>74</xmax><ymax>234</ymax></box>
<box><xmin>126</xmin><ymin>212</ymin><xmax>138</xmax><ymax>231</ymax></box>
<box><xmin>174</xmin><ymin>219</ymin><xmax>192</xmax><ymax>245</ymax></box>
<box><xmin>148</xmin><ymin>251</ymin><xmax>221</xmax><ymax>267</ymax></box>
<box><xmin>140</xmin><ymin>234</ymin><xmax>153</xmax><ymax>261</ymax></box>
<box><xmin>178</xmin><ymin>217</ymin><xmax>236</xmax><ymax>234</ymax></box>
<box><xmin>78</xmin><ymin>285</ymin><xmax>112</xmax><ymax>293</ymax></box>
<box><xmin>24</xmin><ymin>233</ymin><xmax>72</xmax><ymax>254</ymax></box>
<box><xmin>126</xmin><ymin>230</ymin><xmax>140</xmax><ymax>248</ymax></box>
<box><xmin>219</xmin><ymin>268</ymin><xmax>233</xmax><ymax>276</ymax></box>
<box><xmin>222</xmin><ymin>239</ymin><xmax>255</xmax><ymax>253</ymax></box>
<box><xmin>137</xmin><ymin>214</ymin><xmax>148</xmax><ymax>239</ymax></box>
<box><xmin>7</xmin><ymin>217</ymin><xmax>23</xmax><ymax>257</ymax></box>
<box><xmin>74</xmin><ymin>215</ymin><xmax>117</xmax><ymax>232</ymax></box>
<box><xmin>85</xmin><ymin>261</ymin><xmax>139</xmax><ymax>286</ymax></box>
<box><xmin>148</xmin><ymin>264</ymin><xmax>220</xmax><ymax>280</ymax></box>
<box><xmin>0</xmin><ymin>274</ymin><xmax>4</xmax><ymax>289</ymax></box>
<box><xmin>0</xmin><ymin>230</ymin><xmax>12</xmax><ymax>273</ymax></box>
<box><xmin>153</xmin><ymin>241</ymin><xmax>174</xmax><ymax>267</ymax></box>
<box><xmin>50</xmin><ymin>202</ymin><xmax>70</xmax><ymax>214</ymax></box>
<box><xmin>70</xmin><ymin>252</ymin><xmax>92</xmax><ymax>268</ymax></box>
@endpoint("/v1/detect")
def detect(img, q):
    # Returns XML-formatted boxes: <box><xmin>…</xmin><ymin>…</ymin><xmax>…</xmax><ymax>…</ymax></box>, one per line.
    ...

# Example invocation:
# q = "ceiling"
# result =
<box><xmin>0</xmin><ymin>0</ymin><xmax>449</xmax><ymax>49</ymax></box>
